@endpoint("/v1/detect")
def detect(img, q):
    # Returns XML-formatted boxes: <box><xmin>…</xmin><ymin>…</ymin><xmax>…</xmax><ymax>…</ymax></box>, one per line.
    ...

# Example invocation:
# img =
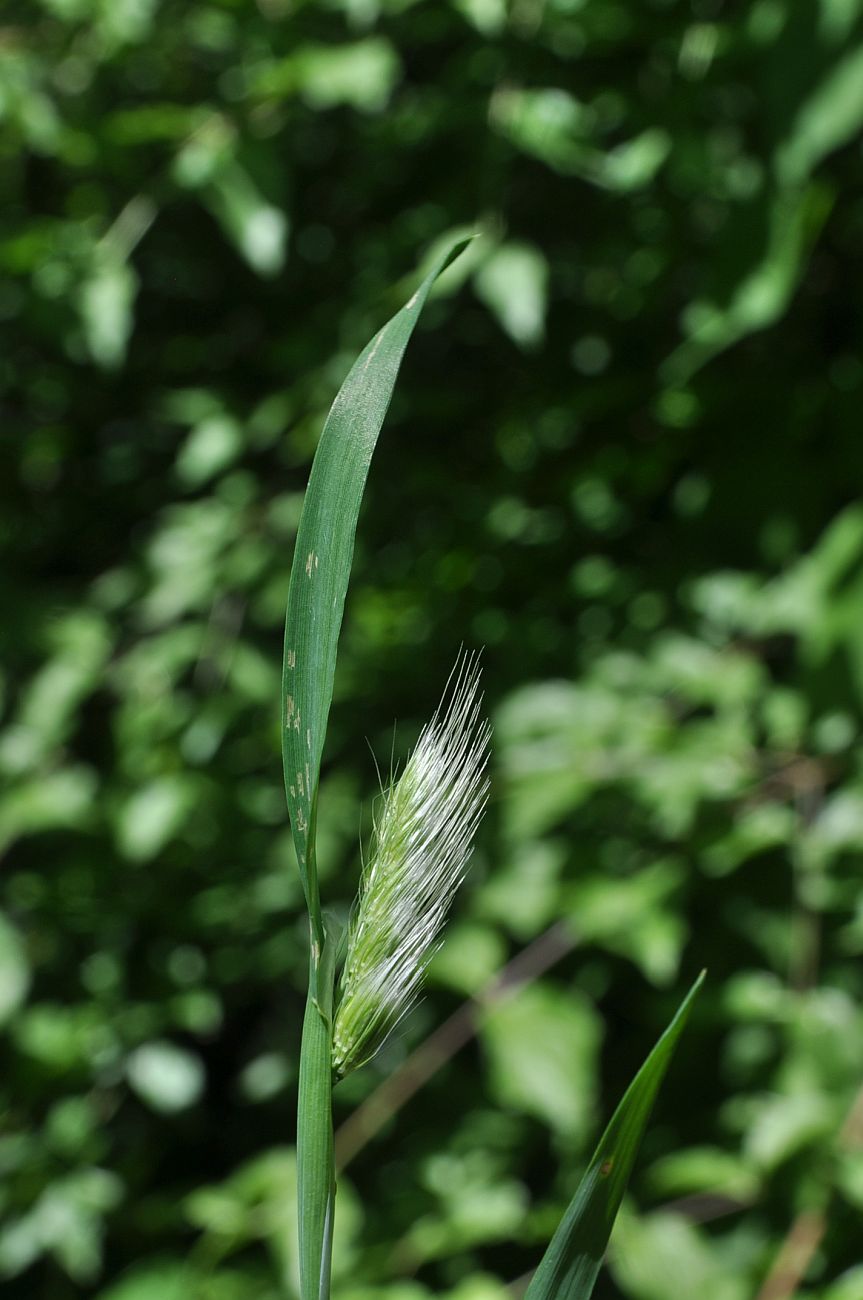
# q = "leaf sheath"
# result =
<box><xmin>297</xmin><ymin>929</ymin><xmax>339</xmax><ymax>1300</ymax></box>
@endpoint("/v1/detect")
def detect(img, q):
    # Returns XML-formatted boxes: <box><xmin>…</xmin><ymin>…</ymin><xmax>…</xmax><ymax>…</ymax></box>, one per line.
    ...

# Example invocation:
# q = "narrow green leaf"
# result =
<box><xmin>281</xmin><ymin>235</ymin><xmax>471</xmax><ymax>946</ymax></box>
<box><xmin>525</xmin><ymin>971</ymin><xmax>705</xmax><ymax>1300</ymax></box>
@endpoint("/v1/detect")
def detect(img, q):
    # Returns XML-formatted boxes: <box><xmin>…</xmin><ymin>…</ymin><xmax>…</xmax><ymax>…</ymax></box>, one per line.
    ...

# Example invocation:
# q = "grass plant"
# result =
<box><xmin>283</xmin><ymin>239</ymin><xmax>703</xmax><ymax>1300</ymax></box>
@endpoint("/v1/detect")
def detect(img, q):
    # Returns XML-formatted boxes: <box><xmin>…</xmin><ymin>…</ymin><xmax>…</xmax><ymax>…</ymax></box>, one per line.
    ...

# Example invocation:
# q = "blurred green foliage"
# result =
<box><xmin>3</xmin><ymin>0</ymin><xmax>863</xmax><ymax>1296</ymax></box>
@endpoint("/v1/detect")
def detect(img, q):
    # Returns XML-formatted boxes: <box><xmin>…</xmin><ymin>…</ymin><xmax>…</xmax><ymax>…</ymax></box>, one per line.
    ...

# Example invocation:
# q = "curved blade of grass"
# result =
<box><xmin>525</xmin><ymin>971</ymin><xmax>705</xmax><ymax>1300</ymax></box>
<box><xmin>281</xmin><ymin>235</ymin><xmax>472</xmax><ymax>951</ymax></box>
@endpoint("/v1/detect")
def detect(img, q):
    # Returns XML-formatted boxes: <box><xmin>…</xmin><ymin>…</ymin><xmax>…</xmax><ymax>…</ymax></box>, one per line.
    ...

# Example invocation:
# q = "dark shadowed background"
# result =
<box><xmin>4</xmin><ymin>2</ymin><xmax>863</xmax><ymax>1297</ymax></box>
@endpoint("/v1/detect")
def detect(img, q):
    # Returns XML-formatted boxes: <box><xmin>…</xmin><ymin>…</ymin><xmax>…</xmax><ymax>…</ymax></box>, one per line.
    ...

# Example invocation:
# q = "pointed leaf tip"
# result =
<box><xmin>525</xmin><ymin>971</ymin><xmax>705</xmax><ymax>1300</ymax></box>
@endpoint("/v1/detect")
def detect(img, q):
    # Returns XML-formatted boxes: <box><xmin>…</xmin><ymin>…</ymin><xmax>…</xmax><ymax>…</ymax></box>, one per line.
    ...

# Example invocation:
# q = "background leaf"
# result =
<box><xmin>480</xmin><ymin>982</ymin><xmax>600</xmax><ymax>1142</ymax></box>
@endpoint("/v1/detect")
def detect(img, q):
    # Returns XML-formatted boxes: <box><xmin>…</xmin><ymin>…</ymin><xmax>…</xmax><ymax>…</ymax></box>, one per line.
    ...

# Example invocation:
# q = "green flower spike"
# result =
<box><xmin>332</xmin><ymin>652</ymin><xmax>491</xmax><ymax>1078</ymax></box>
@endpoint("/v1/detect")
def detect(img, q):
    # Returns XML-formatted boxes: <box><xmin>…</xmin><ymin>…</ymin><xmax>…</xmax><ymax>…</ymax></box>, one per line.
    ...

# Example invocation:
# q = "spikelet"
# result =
<box><xmin>332</xmin><ymin>652</ymin><xmax>490</xmax><ymax>1078</ymax></box>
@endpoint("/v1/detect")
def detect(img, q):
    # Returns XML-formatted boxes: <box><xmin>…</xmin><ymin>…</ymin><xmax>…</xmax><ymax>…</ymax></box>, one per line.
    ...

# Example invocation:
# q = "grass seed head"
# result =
<box><xmin>332</xmin><ymin>652</ymin><xmax>490</xmax><ymax>1077</ymax></box>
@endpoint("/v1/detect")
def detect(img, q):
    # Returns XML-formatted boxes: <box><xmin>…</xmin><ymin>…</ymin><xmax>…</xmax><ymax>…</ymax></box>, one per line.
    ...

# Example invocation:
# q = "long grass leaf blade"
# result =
<box><xmin>525</xmin><ymin>971</ymin><xmax>705</xmax><ymax>1300</ymax></box>
<box><xmin>281</xmin><ymin>236</ymin><xmax>471</xmax><ymax>944</ymax></box>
